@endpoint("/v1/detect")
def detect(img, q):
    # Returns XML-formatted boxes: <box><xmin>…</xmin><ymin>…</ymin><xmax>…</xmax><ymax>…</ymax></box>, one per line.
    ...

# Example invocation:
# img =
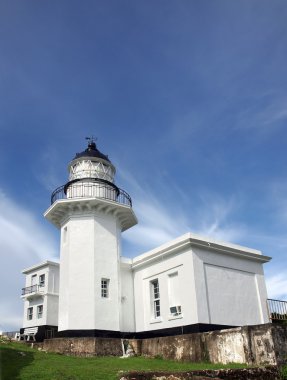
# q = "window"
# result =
<box><xmin>37</xmin><ymin>305</ymin><xmax>43</xmax><ymax>318</ymax></box>
<box><xmin>101</xmin><ymin>279</ymin><xmax>109</xmax><ymax>298</ymax></box>
<box><xmin>27</xmin><ymin>307</ymin><xmax>33</xmax><ymax>320</ymax></box>
<box><xmin>39</xmin><ymin>274</ymin><xmax>45</xmax><ymax>287</ymax></box>
<box><xmin>63</xmin><ymin>226</ymin><xmax>68</xmax><ymax>243</ymax></box>
<box><xmin>151</xmin><ymin>279</ymin><xmax>161</xmax><ymax>318</ymax></box>
<box><xmin>170</xmin><ymin>305</ymin><xmax>182</xmax><ymax>316</ymax></box>
<box><xmin>168</xmin><ymin>272</ymin><xmax>182</xmax><ymax>316</ymax></box>
<box><xmin>31</xmin><ymin>274</ymin><xmax>37</xmax><ymax>286</ymax></box>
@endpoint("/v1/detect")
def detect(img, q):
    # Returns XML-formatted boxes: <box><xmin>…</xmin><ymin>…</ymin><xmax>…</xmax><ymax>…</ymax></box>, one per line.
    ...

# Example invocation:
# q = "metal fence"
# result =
<box><xmin>21</xmin><ymin>284</ymin><xmax>41</xmax><ymax>296</ymax></box>
<box><xmin>267</xmin><ymin>298</ymin><xmax>287</xmax><ymax>322</ymax></box>
<box><xmin>51</xmin><ymin>180</ymin><xmax>132</xmax><ymax>207</ymax></box>
<box><xmin>1</xmin><ymin>331</ymin><xmax>18</xmax><ymax>338</ymax></box>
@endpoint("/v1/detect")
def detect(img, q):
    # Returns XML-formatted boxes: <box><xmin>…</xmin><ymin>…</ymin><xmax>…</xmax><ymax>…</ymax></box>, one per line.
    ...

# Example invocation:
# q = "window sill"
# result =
<box><xmin>168</xmin><ymin>314</ymin><xmax>183</xmax><ymax>321</ymax></box>
<box><xmin>150</xmin><ymin>317</ymin><xmax>163</xmax><ymax>324</ymax></box>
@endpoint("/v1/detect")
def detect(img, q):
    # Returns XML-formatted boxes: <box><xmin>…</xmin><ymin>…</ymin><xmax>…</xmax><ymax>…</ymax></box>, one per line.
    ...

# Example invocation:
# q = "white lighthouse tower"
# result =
<box><xmin>44</xmin><ymin>138</ymin><xmax>137</xmax><ymax>336</ymax></box>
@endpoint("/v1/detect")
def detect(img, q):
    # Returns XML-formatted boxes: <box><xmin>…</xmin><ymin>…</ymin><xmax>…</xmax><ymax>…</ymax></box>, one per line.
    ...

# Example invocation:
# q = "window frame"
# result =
<box><xmin>31</xmin><ymin>274</ymin><xmax>37</xmax><ymax>286</ymax></box>
<box><xmin>37</xmin><ymin>305</ymin><xmax>43</xmax><ymax>319</ymax></box>
<box><xmin>101</xmin><ymin>278</ymin><xmax>110</xmax><ymax>298</ymax></box>
<box><xmin>151</xmin><ymin>279</ymin><xmax>161</xmax><ymax>319</ymax></box>
<box><xmin>39</xmin><ymin>274</ymin><xmax>45</xmax><ymax>287</ymax></box>
<box><xmin>27</xmin><ymin>307</ymin><xmax>33</xmax><ymax>320</ymax></box>
<box><xmin>168</xmin><ymin>271</ymin><xmax>182</xmax><ymax>317</ymax></box>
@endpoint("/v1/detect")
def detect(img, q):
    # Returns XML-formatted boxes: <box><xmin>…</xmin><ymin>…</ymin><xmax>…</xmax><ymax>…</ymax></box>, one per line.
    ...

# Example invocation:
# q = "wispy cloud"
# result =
<box><xmin>266</xmin><ymin>274</ymin><xmax>287</xmax><ymax>301</ymax></box>
<box><xmin>35</xmin><ymin>146</ymin><xmax>64</xmax><ymax>192</ymax></box>
<box><xmin>235</xmin><ymin>94</ymin><xmax>287</xmax><ymax>132</ymax></box>
<box><xmin>0</xmin><ymin>190</ymin><xmax>58</xmax><ymax>331</ymax></box>
<box><xmin>119</xmin><ymin>168</ymin><xmax>245</xmax><ymax>255</ymax></box>
<box><xmin>194</xmin><ymin>192</ymin><xmax>246</xmax><ymax>242</ymax></box>
<box><xmin>269</xmin><ymin>180</ymin><xmax>287</xmax><ymax>225</ymax></box>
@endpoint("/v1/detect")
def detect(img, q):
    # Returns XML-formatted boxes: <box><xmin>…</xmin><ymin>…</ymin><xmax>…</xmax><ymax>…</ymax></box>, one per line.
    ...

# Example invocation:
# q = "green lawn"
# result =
<box><xmin>0</xmin><ymin>341</ymin><xmax>250</xmax><ymax>380</ymax></box>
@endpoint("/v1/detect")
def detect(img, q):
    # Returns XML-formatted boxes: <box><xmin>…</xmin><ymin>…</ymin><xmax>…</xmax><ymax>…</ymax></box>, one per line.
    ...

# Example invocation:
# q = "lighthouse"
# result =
<box><xmin>21</xmin><ymin>138</ymin><xmax>272</xmax><ymax>345</ymax></box>
<box><xmin>44</xmin><ymin>138</ymin><xmax>137</xmax><ymax>336</ymax></box>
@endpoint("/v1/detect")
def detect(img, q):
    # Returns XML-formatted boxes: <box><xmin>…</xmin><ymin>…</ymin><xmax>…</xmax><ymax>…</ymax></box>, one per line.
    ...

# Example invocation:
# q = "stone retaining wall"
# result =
<box><xmin>42</xmin><ymin>324</ymin><xmax>287</xmax><ymax>366</ymax></box>
<box><xmin>129</xmin><ymin>324</ymin><xmax>287</xmax><ymax>366</ymax></box>
<box><xmin>43</xmin><ymin>337</ymin><xmax>122</xmax><ymax>356</ymax></box>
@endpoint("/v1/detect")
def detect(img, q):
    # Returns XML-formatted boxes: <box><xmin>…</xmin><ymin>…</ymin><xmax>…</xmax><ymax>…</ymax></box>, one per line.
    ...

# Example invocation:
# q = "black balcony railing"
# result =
<box><xmin>21</xmin><ymin>285</ymin><xmax>42</xmax><ymax>296</ymax></box>
<box><xmin>50</xmin><ymin>178</ymin><xmax>132</xmax><ymax>207</ymax></box>
<box><xmin>267</xmin><ymin>298</ymin><xmax>287</xmax><ymax>322</ymax></box>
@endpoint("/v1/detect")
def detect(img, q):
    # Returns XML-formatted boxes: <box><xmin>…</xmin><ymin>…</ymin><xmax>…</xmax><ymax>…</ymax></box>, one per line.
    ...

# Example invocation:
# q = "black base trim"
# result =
<box><xmin>20</xmin><ymin>325</ymin><xmax>58</xmax><ymax>342</ymax></box>
<box><xmin>56</xmin><ymin>329</ymin><xmax>122</xmax><ymax>339</ymax></box>
<box><xmin>125</xmin><ymin>323</ymin><xmax>236</xmax><ymax>339</ymax></box>
<box><xmin>54</xmin><ymin>323</ymin><xmax>236</xmax><ymax>340</ymax></box>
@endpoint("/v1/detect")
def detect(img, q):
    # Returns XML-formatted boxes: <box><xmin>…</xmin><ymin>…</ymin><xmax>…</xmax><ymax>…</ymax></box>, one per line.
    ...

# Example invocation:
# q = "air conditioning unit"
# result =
<box><xmin>170</xmin><ymin>305</ymin><xmax>182</xmax><ymax>316</ymax></box>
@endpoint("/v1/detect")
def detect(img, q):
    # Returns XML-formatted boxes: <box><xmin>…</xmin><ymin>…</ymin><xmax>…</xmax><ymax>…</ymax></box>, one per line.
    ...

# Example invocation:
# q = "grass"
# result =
<box><xmin>282</xmin><ymin>364</ymin><xmax>287</xmax><ymax>379</ymax></box>
<box><xmin>1</xmin><ymin>341</ymin><xmax>248</xmax><ymax>380</ymax></box>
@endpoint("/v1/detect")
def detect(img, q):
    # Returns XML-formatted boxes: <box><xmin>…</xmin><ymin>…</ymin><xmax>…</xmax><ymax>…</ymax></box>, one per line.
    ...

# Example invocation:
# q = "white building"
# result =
<box><xmin>21</xmin><ymin>140</ymin><xmax>271</xmax><ymax>340</ymax></box>
<box><xmin>21</xmin><ymin>261</ymin><xmax>59</xmax><ymax>340</ymax></box>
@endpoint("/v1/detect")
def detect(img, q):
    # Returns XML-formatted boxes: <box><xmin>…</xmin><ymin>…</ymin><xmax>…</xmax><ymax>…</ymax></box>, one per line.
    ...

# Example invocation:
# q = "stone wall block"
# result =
<box><xmin>204</xmin><ymin>328</ymin><xmax>247</xmax><ymax>364</ymax></box>
<box><xmin>271</xmin><ymin>324</ymin><xmax>287</xmax><ymax>365</ymax></box>
<box><xmin>94</xmin><ymin>338</ymin><xmax>123</xmax><ymax>356</ymax></box>
<box><xmin>247</xmin><ymin>325</ymin><xmax>276</xmax><ymax>365</ymax></box>
<box><xmin>43</xmin><ymin>337</ymin><xmax>123</xmax><ymax>356</ymax></box>
<box><xmin>129</xmin><ymin>338</ymin><xmax>142</xmax><ymax>355</ymax></box>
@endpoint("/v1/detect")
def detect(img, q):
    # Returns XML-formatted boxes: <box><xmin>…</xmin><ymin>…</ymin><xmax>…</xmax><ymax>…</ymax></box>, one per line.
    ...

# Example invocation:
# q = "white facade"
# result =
<box><xmin>56</xmin><ymin>210</ymin><xmax>124</xmax><ymax>332</ymax></box>
<box><xmin>21</xmin><ymin>141</ymin><xmax>271</xmax><ymax>336</ymax></box>
<box><xmin>131</xmin><ymin>233</ymin><xmax>270</xmax><ymax>332</ymax></box>
<box><xmin>21</xmin><ymin>261</ymin><xmax>59</xmax><ymax>329</ymax></box>
<box><xmin>44</xmin><ymin>141</ymin><xmax>137</xmax><ymax>333</ymax></box>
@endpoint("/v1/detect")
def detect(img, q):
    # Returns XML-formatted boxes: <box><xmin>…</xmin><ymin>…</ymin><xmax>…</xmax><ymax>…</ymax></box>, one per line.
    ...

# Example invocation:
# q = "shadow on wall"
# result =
<box><xmin>1</xmin><ymin>345</ymin><xmax>35</xmax><ymax>380</ymax></box>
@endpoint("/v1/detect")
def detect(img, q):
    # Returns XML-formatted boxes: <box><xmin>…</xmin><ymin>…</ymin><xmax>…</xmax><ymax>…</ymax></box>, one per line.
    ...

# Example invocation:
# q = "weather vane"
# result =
<box><xmin>85</xmin><ymin>136</ymin><xmax>97</xmax><ymax>144</ymax></box>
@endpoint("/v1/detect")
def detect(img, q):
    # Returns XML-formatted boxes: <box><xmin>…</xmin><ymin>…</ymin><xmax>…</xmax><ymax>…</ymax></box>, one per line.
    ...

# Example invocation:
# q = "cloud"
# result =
<box><xmin>235</xmin><ymin>94</ymin><xmax>287</xmax><ymax>133</ymax></box>
<box><xmin>35</xmin><ymin>145</ymin><xmax>64</xmax><ymax>192</ymax></box>
<box><xmin>193</xmin><ymin>192</ymin><xmax>246</xmax><ymax>242</ymax></box>
<box><xmin>269</xmin><ymin>180</ymin><xmax>287</xmax><ymax>225</ymax></box>
<box><xmin>119</xmin><ymin>168</ymin><xmax>245</xmax><ymax>256</ymax></box>
<box><xmin>0</xmin><ymin>190</ymin><xmax>58</xmax><ymax>331</ymax></box>
<box><xmin>266</xmin><ymin>274</ymin><xmax>287</xmax><ymax>301</ymax></box>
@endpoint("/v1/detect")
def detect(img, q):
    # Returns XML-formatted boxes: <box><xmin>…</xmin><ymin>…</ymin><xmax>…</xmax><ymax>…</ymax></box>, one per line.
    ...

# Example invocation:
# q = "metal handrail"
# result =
<box><xmin>50</xmin><ymin>179</ymin><xmax>132</xmax><ymax>207</ymax></box>
<box><xmin>21</xmin><ymin>285</ymin><xmax>42</xmax><ymax>296</ymax></box>
<box><xmin>267</xmin><ymin>298</ymin><xmax>287</xmax><ymax>321</ymax></box>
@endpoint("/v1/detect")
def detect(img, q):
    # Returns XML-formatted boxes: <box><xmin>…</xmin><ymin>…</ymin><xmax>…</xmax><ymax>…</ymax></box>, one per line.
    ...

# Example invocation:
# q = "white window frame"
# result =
<box><xmin>151</xmin><ymin>279</ymin><xmax>161</xmax><ymax>319</ymax></box>
<box><xmin>27</xmin><ymin>307</ymin><xmax>33</xmax><ymax>320</ymax></box>
<box><xmin>168</xmin><ymin>271</ymin><xmax>182</xmax><ymax>318</ymax></box>
<box><xmin>37</xmin><ymin>305</ymin><xmax>43</xmax><ymax>319</ymax></box>
<box><xmin>101</xmin><ymin>278</ymin><xmax>109</xmax><ymax>298</ymax></box>
<box><xmin>31</xmin><ymin>274</ymin><xmax>37</xmax><ymax>286</ymax></box>
<box><xmin>169</xmin><ymin>305</ymin><xmax>182</xmax><ymax>317</ymax></box>
<box><xmin>39</xmin><ymin>274</ymin><xmax>45</xmax><ymax>287</ymax></box>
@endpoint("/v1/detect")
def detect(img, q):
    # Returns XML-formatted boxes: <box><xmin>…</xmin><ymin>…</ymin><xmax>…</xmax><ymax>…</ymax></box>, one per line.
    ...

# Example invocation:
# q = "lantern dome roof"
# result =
<box><xmin>72</xmin><ymin>140</ymin><xmax>111</xmax><ymax>163</ymax></box>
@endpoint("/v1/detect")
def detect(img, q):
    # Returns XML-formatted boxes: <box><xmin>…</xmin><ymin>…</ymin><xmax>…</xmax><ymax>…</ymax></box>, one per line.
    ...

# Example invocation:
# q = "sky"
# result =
<box><xmin>0</xmin><ymin>0</ymin><xmax>287</xmax><ymax>331</ymax></box>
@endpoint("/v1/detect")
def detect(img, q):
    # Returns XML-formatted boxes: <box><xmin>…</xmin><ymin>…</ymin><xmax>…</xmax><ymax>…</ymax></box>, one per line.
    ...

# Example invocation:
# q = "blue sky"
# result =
<box><xmin>0</xmin><ymin>0</ymin><xmax>287</xmax><ymax>331</ymax></box>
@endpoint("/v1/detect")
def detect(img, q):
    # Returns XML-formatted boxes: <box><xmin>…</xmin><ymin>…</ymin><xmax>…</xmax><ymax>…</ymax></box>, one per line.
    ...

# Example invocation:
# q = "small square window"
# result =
<box><xmin>37</xmin><ymin>305</ymin><xmax>43</xmax><ymax>319</ymax></box>
<box><xmin>170</xmin><ymin>305</ymin><xmax>182</xmax><ymax>316</ymax></box>
<box><xmin>101</xmin><ymin>279</ymin><xmax>109</xmax><ymax>298</ymax></box>
<box><xmin>27</xmin><ymin>307</ymin><xmax>33</xmax><ymax>320</ymax></box>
